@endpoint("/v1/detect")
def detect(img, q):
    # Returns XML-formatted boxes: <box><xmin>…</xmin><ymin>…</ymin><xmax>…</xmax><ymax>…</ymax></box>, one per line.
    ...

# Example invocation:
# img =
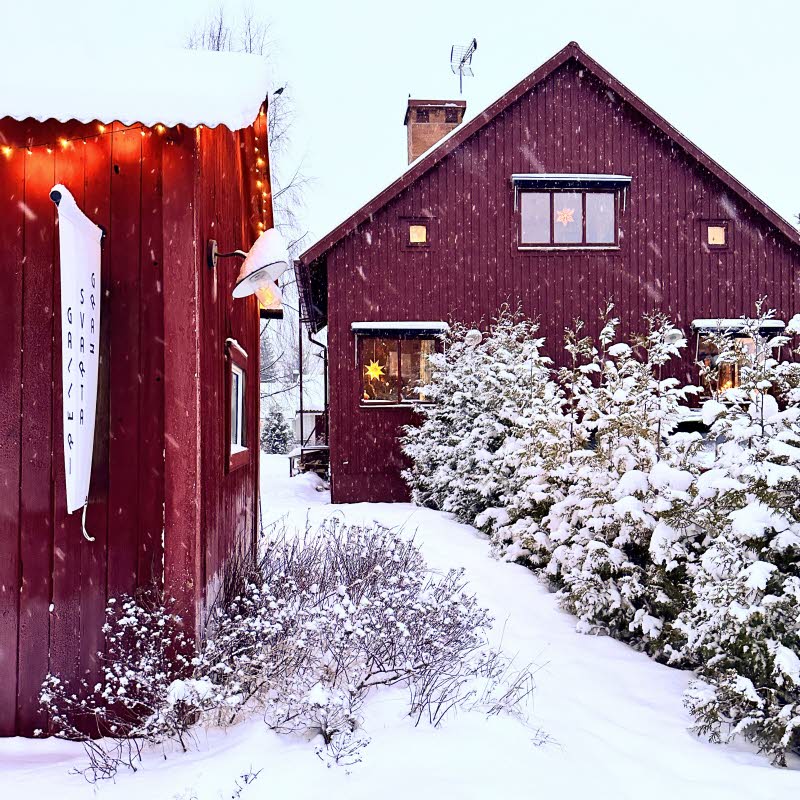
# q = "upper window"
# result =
<box><xmin>226</xmin><ymin>340</ymin><xmax>249</xmax><ymax>471</ymax></box>
<box><xmin>415</xmin><ymin>108</ymin><xmax>429</xmax><ymax>123</ymax></box>
<box><xmin>703</xmin><ymin>220</ymin><xmax>729</xmax><ymax>250</ymax></box>
<box><xmin>519</xmin><ymin>190</ymin><xmax>617</xmax><ymax>247</ymax></box>
<box><xmin>360</xmin><ymin>337</ymin><xmax>435</xmax><ymax>404</ymax></box>
<box><xmin>402</xmin><ymin>217</ymin><xmax>432</xmax><ymax>249</ymax></box>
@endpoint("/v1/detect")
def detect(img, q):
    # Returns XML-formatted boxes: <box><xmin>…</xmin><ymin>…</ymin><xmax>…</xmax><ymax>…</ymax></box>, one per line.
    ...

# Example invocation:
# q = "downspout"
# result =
<box><xmin>308</xmin><ymin>329</ymin><xmax>329</xmax><ymax>445</ymax></box>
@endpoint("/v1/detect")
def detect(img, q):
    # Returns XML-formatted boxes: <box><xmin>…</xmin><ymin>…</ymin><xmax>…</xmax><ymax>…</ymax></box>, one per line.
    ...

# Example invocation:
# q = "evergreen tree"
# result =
<box><xmin>261</xmin><ymin>408</ymin><xmax>293</xmax><ymax>454</ymax></box>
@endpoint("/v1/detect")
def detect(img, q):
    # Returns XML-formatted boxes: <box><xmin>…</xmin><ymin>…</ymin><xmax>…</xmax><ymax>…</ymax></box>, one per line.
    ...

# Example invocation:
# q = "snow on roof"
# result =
<box><xmin>351</xmin><ymin>321</ymin><xmax>450</xmax><ymax>332</ymax></box>
<box><xmin>691</xmin><ymin>318</ymin><xmax>786</xmax><ymax>330</ymax></box>
<box><xmin>0</xmin><ymin>46</ymin><xmax>269</xmax><ymax>130</ymax></box>
<box><xmin>511</xmin><ymin>173</ymin><xmax>632</xmax><ymax>184</ymax></box>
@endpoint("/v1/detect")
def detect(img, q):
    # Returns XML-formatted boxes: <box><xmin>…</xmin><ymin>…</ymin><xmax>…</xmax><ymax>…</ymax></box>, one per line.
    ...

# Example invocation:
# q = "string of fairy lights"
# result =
<box><xmin>0</xmin><ymin>104</ymin><xmax>271</xmax><ymax>235</ymax></box>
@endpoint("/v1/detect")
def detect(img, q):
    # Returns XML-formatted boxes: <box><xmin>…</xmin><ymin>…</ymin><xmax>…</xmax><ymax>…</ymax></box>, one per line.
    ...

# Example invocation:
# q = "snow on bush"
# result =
<box><xmin>673</xmin><ymin>309</ymin><xmax>800</xmax><ymax>764</ymax></box>
<box><xmin>41</xmin><ymin>520</ymin><xmax>536</xmax><ymax>779</ymax></box>
<box><xmin>402</xmin><ymin>301</ymin><xmax>800</xmax><ymax>765</ymax></box>
<box><xmin>402</xmin><ymin>306</ymin><xmax>553</xmax><ymax>524</ymax></box>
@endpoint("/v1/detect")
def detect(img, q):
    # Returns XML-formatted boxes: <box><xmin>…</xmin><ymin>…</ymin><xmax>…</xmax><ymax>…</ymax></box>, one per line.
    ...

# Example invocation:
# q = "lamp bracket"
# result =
<box><xmin>207</xmin><ymin>239</ymin><xmax>247</xmax><ymax>270</ymax></box>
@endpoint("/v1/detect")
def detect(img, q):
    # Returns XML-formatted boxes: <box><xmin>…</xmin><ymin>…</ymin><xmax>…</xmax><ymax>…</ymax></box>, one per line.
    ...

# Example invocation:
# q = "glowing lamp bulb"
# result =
<box><xmin>1</xmin><ymin>146</ymin><xmax>11</xmax><ymax>158</ymax></box>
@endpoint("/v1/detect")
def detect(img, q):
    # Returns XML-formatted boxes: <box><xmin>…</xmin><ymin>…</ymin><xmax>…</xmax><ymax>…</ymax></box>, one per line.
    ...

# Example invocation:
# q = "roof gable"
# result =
<box><xmin>301</xmin><ymin>41</ymin><xmax>799</xmax><ymax>265</ymax></box>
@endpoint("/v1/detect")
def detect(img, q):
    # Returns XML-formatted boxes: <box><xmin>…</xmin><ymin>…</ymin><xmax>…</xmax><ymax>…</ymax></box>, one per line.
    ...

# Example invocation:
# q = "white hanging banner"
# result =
<box><xmin>52</xmin><ymin>184</ymin><xmax>103</xmax><ymax>516</ymax></box>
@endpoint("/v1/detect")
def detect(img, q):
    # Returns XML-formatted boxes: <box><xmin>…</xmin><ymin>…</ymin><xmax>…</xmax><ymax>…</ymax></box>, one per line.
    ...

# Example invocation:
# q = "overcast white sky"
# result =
<box><xmin>13</xmin><ymin>0</ymin><xmax>799</xmax><ymax>249</ymax></box>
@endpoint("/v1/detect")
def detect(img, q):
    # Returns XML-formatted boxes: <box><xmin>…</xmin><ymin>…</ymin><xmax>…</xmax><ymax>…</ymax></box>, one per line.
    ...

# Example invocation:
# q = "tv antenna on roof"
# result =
<box><xmin>450</xmin><ymin>38</ymin><xmax>477</xmax><ymax>95</ymax></box>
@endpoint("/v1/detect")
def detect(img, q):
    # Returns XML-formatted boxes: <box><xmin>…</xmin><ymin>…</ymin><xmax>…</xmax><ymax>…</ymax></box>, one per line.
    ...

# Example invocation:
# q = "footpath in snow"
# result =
<box><xmin>1</xmin><ymin>454</ymin><xmax>797</xmax><ymax>799</ymax></box>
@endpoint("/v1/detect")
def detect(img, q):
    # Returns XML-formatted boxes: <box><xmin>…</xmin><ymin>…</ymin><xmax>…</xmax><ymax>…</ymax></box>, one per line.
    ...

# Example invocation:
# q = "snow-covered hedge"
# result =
<box><xmin>42</xmin><ymin>520</ymin><xmax>536</xmax><ymax>779</ymax></box>
<box><xmin>402</xmin><ymin>303</ymin><xmax>800</xmax><ymax>765</ymax></box>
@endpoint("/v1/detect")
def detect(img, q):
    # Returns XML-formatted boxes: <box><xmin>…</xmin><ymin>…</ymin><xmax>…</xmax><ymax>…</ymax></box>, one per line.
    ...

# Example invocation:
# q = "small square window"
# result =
<box><xmin>415</xmin><ymin>108</ymin><xmax>429</xmax><ymax>123</ymax></box>
<box><xmin>707</xmin><ymin>225</ymin><xmax>726</xmax><ymax>247</ymax></box>
<box><xmin>402</xmin><ymin>218</ymin><xmax>433</xmax><ymax>249</ymax></box>
<box><xmin>703</xmin><ymin>220</ymin><xmax>729</xmax><ymax>250</ymax></box>
<box><xmin>409</xmin><ymin>224</ymin><xmax>428</xmax><ymax>244</ymax></box>
<box><xmin>445</xmin><ymin>107</ymin><xmax>460</xmax><ymax>124</ymax></box>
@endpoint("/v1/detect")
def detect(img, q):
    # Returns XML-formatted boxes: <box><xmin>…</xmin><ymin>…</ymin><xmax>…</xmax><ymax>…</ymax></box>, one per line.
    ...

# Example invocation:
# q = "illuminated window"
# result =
<box><xmin>409</xmin><ymin>224</ymin><xmax>428</xmax><ymax>244</ymax></box>
<box><xmin>703</xmin><ymin>220</ymin><xmax>729</xmax><ymax>250</ymax></box>
<box><xmin>707</xmin><ymin>226</ymin><xmax>726</xmax><ymax>246</ymax></box>
<box><xmin>403</xmin><ymin>218</ymin><xmax>432</xmax><ymax>249</ymax></box>
<box><xmin>519</xmin><ymin>190</ymin><xmax>617</xmax><ymax>246</ymax></box>
<box><xmin>360</xmin><ymin>337</ymin><xmax>435</xmax><ymax>404</ymax></box>
<box><xmin>698</xmin><ymin>335</ymin><xmax>756</xmax><ymax>390</ymax></box>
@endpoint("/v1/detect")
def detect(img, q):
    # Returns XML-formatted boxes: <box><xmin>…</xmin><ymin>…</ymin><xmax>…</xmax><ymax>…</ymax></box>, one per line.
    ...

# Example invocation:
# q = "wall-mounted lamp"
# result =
<box><xmin>207</xmin><ymin>228</ymin><xmax>289</xmax><ymax>311</ymax></box>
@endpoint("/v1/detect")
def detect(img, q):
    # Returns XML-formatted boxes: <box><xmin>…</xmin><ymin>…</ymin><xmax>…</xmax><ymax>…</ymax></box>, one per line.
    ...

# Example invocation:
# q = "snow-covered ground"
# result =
<box><xmin>2</xmin><ymin>455</ymin><xmax>797</xmax><ymax>798</ymax></box>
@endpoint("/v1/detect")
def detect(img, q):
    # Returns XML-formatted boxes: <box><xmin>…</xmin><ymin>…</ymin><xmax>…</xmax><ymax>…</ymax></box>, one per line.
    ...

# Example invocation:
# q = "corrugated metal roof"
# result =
<box><xmin>0</xmin><ymin>46</ymin><xmax>269</xmax><ymax>130</ymax></box>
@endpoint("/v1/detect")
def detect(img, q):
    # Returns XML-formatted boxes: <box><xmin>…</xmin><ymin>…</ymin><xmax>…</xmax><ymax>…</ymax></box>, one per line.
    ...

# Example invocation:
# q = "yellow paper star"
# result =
<box><xmin>555</xmin><ymin>207</ymin><xmax>575</xmax><ymax>226</ymax></box>
<box><xmin>364</xmin><ymin>360</ymin><xmax>385</xmax><ymax>381</ymax></box>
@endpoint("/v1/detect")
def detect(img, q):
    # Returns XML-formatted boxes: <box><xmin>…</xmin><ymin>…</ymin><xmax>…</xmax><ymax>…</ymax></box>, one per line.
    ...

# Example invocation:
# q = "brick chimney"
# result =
<box><xmin>404</xmin><ymin>99</ymin><xmax>466</xmax><ymax>164</ymax></box>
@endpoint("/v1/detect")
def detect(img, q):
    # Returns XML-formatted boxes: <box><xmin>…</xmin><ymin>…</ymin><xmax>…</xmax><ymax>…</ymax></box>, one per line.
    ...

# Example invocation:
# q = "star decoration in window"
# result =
<box><xmin>555</xmin><ymin>207</ymin><xmax>575</xmax><ymax>226</ymax></box>
<box><xmin>364</xmin><ymin>360</ymin><xmax>386</xmax><ymax>381</ymax></box>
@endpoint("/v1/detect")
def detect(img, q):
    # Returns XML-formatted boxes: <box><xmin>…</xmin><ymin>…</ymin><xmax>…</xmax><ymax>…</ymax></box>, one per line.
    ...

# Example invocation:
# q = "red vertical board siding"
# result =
<box><xmin>49</xmin><ymin>144</ymin><xmax>86</xmax><ymax>705</ymax></box>
<box><xmin>17</xmin><ymin>144</ymin><xmax>56</xmax><ymax>733</ymax></box>
<box><xmin>80</xmin><ymin>131</ymin><xmax>113</xmax><ymax>700</ymax></box>
<box><xmin>322</xmin><ymin>59</ymin><xmax>800</xmax><ymax>503</ymax></box>
<box><xmin>0</xmin><ymin>147</ymin><xmax>24</xmax><ymax>735</ymax></box>
<box><xmin>138</xmin><ymin>132</ymin><xmax>165</xmax><ymax>588</ymax></box>
<box><xmin>196</xmin><ymin>126</ymin><xmax>260</xmax><ymax>611</ymax></box>
<box><xmin>106</xmin><ymin>126</ymin><xmax>142</xmax><ymax>602</ymax></box>
<box><xmin>162</xmin><ymin>132</ymin><xmax>202</xmax><ymax>633</ymax></box>
<box><xmin>0</xmin><ymin>114</ymin><xmax>263</xmax><ymax>733</ymax></box>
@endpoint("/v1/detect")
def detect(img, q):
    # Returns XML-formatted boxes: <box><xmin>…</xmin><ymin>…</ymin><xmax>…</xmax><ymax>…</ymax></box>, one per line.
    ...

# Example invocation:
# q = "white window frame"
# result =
<box><xmin>231</xmin><ymin>362</ymin><xmax>246</xmax><ymax>453</ymax></box>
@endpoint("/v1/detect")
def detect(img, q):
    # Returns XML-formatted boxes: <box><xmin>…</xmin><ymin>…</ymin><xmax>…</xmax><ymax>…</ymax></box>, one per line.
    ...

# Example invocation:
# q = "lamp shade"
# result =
<box><xmin>232</xmin><ymin>227</ymin><xmax>289</xmax><ymax>299</ymax></box>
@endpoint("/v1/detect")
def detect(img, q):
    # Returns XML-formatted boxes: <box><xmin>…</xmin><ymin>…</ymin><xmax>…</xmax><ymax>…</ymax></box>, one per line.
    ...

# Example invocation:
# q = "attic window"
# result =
<box><xmin>703</xmin><ymin>220</ymin><xmax>729</xmax><ymax>250</ymax></box>
<box><xmin>402</xmin><ymin>218</ymin><xmax>432</xmax><ymax>249</ymax></box>
<box><xmin>445</xmin><ymin>107</ymin><xmax>460</xmax><ymax>123</ymax></box>
<box><xmin>409</xmin><ymin>224</ymin><xmax>427</xmax><ymax>244</ymax></box>
<box><xmin>415</xmin><ymin>108</ymin><xmax>429</xmax><ymax>123</ymax></box>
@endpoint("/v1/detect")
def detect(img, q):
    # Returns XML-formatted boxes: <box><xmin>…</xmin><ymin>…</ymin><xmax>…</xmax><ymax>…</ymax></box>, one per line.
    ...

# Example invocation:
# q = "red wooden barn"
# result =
<box><xmin>0</xmin><ymin>49</ymin><xmax>276</xmax><ymax>736</ymax></box>
<box><xmin>297</xmin><ymin>41</ymin><xmax>800</xmax><ymax>504</ymax></box>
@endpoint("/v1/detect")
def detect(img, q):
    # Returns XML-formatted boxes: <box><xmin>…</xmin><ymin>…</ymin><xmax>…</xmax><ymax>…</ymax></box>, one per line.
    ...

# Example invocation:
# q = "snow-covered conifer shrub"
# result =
<box><xmin>539</xmin><ymin>309</ymin><xmax>700</xmax><ymax>650</ymax></box>
<box><xmin>402</xmin><ymin>306</ymin><xmax>554</xmax><ymax>525</ymax></box>
<box><xmin>673</xmin><ymin>306</ymin><xmax>800</xmax><ymax>764</ymax></box>
<box><xmin>260</xmin><ymin>407</ymin><xmax>293</xmax><ymax>454</ymax></box>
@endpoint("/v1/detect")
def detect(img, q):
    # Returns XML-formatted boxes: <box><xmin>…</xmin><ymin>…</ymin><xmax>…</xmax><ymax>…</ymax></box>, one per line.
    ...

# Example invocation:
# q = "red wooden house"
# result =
<box><xmin>297</xmin><ymin>41</ymin><xmax>800</xmax><ymax>504</ymax></box>
<box><xmin>0</xmin><ymin>48</ymin><xmax>277</xmax><ymax>736</ymax></box>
